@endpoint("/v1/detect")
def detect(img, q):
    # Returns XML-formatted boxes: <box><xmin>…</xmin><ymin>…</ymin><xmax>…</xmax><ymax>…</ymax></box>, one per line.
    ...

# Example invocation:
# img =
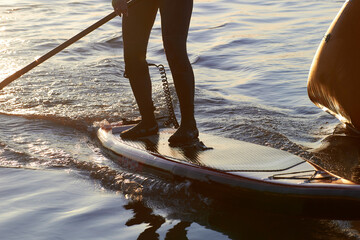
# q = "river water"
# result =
<box><xmin>1</xmin><ymin>0</ymin><xmax>360</xmax><ymax>239</ymax></box>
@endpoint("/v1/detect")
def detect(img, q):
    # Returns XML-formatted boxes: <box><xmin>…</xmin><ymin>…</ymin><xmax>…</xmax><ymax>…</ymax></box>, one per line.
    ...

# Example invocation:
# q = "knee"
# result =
<box><xmin>163</xmin><ymin>36</ymin><xmax>189</xmax><ymax>68</ymax></box>
<box><xmin>124</xmin><ymin>50</ymin><xmax>148</xmax><ymax>77</ymax></box>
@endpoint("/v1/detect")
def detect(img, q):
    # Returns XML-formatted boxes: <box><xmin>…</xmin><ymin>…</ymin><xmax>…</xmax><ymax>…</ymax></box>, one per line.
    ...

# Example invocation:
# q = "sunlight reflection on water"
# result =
<box><xmin>1</xmin><ymin>0</ymin><xmax>360</xmax><ymax>239</ymax></box>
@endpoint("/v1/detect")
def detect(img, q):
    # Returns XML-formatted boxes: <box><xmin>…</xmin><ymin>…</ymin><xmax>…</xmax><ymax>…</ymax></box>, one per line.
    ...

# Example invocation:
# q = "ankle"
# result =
<box><xmin>139</xmin><ymin>118</ymin><xmax>157</xmax><ymax>127</ymax></box>
<box><xmin>180</xmin><ymin>119</ymin><xmax>197</xmax><ymax>129</ymax></box>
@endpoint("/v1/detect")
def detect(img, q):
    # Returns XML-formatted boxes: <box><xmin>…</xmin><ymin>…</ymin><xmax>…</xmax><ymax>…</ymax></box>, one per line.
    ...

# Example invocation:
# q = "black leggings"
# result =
<box><xmin>122</xmin><ymin>0</ymin><xmax>195</xmax><ymax>124</ymax></box>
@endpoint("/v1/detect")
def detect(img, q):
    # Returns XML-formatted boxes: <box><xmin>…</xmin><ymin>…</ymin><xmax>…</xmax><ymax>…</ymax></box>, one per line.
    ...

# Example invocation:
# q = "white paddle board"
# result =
<box><xmin>98</xmin><ymin>123</ymin><xmax>360</xmax><ymax>219</ymax></box>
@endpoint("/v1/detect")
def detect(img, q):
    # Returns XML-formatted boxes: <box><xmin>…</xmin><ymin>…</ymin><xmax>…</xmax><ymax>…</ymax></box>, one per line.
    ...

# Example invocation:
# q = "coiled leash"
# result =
<box><xmin>123</xmin><ymin>64</ymin><xmax>211</xmax><ymax>150</ymax></box>
<box><xmin>149</xmin><ymin>64</ymin><xmax>212</xmax><ymax>150</ymax></box>
<box><xmin>148</xmin><ymin>63</ymin><xmax>179</xmax><ymax>129</ymax></box>
<box><xmin>123</xmin><ymin>63</ymin><xmax>179</xmax><ymax>129</ymax></box>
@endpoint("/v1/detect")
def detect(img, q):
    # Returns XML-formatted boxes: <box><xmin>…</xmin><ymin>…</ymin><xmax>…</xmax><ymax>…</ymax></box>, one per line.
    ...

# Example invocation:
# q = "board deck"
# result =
<box><xmin>98</xmin><ymin>123</ymin><xmax>360</xmax><ymax>219</ymax></box>
<box><xmin>115</xmin><ymin>127</ymin><xmax>305</xmax><ymax>172</ymax></box>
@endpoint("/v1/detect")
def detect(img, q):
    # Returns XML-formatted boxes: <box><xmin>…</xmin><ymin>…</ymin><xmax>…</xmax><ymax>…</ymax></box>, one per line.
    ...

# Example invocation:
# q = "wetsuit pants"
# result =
<box><xmin>122</xmin><ymin>0</ymin><xmax>195</xmax><ymax>125</ymax></box>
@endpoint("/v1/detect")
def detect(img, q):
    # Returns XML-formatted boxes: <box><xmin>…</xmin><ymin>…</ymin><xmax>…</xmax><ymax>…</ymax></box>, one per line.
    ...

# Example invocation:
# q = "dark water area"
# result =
<box><xmin>1</xmin><ymin>0</ymin><xmax>360</xmax><ymax>239</ymax></box>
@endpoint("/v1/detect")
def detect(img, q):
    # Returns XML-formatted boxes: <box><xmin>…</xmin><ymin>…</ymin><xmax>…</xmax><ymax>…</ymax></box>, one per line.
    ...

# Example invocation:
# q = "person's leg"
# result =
<box><xmin>120</xmin><ymin>0</ymin><xmax>159</xmax><ymax>139</ymax></box>
<box><xmin>159</xmin><ymin>0</ymin><xmax>198</xmax><ymax>144</ymax></box>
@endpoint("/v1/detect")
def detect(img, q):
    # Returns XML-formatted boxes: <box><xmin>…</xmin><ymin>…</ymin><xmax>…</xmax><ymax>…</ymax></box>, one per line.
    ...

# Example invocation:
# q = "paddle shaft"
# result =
<box><xmin>0</xmin><ymin>0</ymin><xmax>137</xmax><ymax>91</ymax></box>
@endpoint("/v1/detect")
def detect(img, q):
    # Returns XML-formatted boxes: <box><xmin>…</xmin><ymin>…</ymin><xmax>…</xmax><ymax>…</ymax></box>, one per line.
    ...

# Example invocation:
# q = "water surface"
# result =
<box><xmin>1</xmin><ymin>0</ymin><xmax>360</xmax><ymax>239</ymax></box>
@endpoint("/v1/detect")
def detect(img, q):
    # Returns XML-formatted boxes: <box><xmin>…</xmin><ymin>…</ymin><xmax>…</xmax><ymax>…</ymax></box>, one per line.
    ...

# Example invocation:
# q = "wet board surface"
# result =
<box><xmin>116</xmin><ymin>128</ymin><xmax>304</xmax><ymax>172</ymax></box>
<box><xmin>98</xmin><ymin>124</ymin><xmax>360</xmax><ymax>218</ymax></box>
